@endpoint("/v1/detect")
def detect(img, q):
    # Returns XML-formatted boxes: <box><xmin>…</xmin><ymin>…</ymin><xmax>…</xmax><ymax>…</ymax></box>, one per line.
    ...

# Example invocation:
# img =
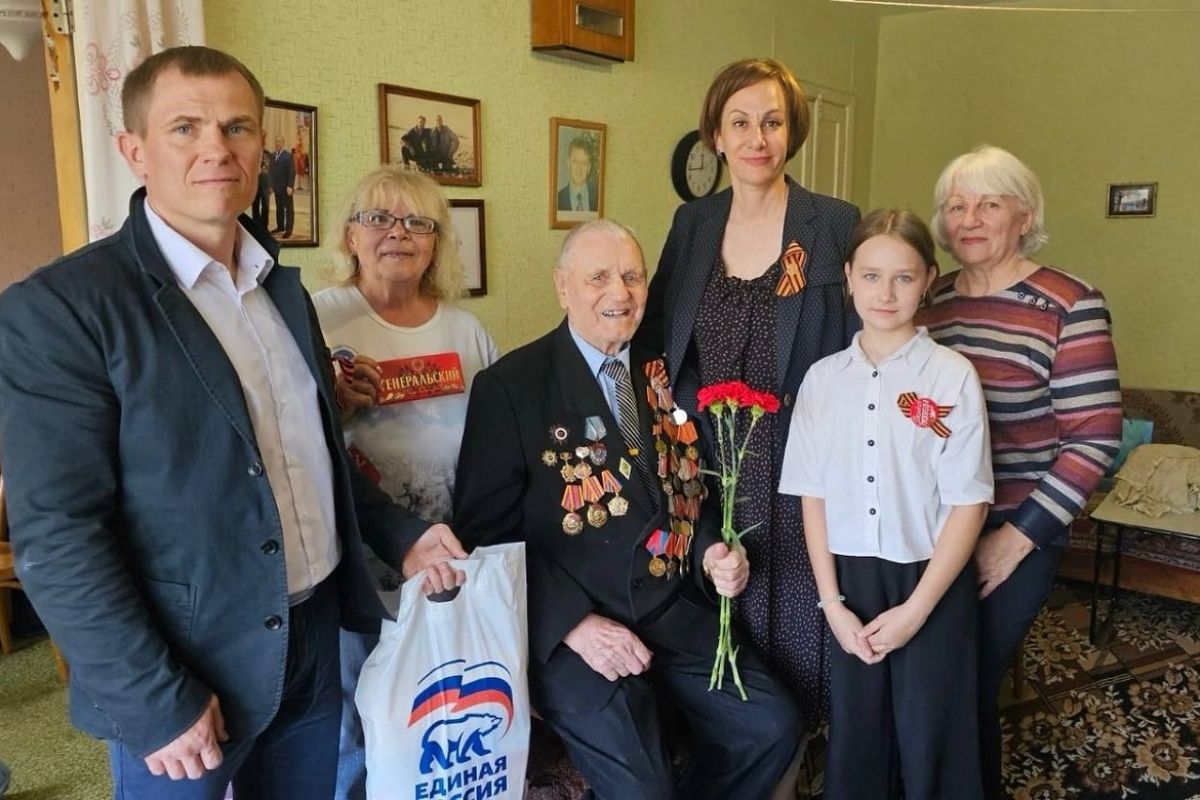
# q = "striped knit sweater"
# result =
<box><xmin>919</xmin><ymin>266</ymin><xmax>1122</xmax><ymax>547</ymax></box>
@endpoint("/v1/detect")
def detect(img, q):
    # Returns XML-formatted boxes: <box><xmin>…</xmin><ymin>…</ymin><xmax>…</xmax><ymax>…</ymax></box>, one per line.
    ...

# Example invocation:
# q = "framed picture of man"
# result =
<box><xmin>549</xmin><ymin>117</ymin><xmax>606</xmax><ymax>230</ymax></box>
<box><xmin>255</xmin><ymin>99</ymin><xmax>318</xmax><ymax>247</ymax></box>
<box><xmin>379</xmin><ymin>84</ymin><xmax>482</xmax><ymax>187</ymax></box>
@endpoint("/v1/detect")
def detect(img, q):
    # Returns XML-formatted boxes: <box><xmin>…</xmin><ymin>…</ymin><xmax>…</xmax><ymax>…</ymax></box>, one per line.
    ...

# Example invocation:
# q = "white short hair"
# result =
<box><xmin>930</xmin><ymin>144</ymin><xmax>1049</xmax><ymax>258</ymax></box>
<box><xmin>555</xmin><ymin>219</ymin><xmax>644</xmax><ymax>272</ymax></box>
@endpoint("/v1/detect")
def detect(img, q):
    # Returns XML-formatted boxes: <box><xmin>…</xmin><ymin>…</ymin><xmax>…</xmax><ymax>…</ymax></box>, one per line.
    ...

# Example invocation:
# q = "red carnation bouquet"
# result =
<box><xmin>696</xmin><ymin>380</ymin><xmax>780</xmax><ymax>700</ymax></box>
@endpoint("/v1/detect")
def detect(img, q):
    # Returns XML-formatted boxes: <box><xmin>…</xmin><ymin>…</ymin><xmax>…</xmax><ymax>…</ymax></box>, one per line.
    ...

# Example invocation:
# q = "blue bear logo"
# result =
<box><xmin>419</xmin><ymin>713</ymin><xmax>503</xmax><ymax>774</ymax></box>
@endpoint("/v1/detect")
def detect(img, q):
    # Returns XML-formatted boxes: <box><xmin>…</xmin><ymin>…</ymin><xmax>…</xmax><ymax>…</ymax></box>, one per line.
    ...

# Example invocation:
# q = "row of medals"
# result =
<box><xmin>542</xmin><ymin>439</ymin><xmax>629</xmax><ymax>536</ymax></box>
<box><xmin>653</xmin><ymin>438</ymin><xmax>704</xmax><ymax>578</ymax></box>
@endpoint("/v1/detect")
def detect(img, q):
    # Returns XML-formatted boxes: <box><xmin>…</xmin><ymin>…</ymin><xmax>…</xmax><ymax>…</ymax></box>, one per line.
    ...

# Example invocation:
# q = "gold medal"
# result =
<box><xmin>677</xmin><ymin>456</ymin><xmax>699</xmax><ymax>481</ymax></box>
<box><xmin>561</xmin><ymin>464</ymin><xmax>578</xmax><ymax>483</ymax></box>
<box><xmin>562</xmin><ymin>512</ymin><xmax>584</xmax><ymax>535</ymax></box>
<box><xmin>586</xmin><ymin>503</ymin><xmax>608</xmax><ymax>527</ymax></box>
<box><xmin>648</xmin><ymin>556</ymin><xmax>667</xmax><ymax>577</ymax></box>
<box><xmin>685</xmin><ymin>445</ymin><xmax>700</xmax><ymax>461</ymax></box>
<box><xmin>573</xmin><ymin>461</ymin><xmax>593</xmax><ymax>480</ymax></box>
<box><xmin>655</xmin><ymin>439</ymin><xmax>668</xmax><ymax>455</ymax></box>
<box><xmin>542</xmin><ymin>450</ymin><xmax>558</xmax><ymax>467</ymax></box>
<box><xmin>607</xmin><ymin>495</ymin><xmax>629</xmax><ymax>517</ymax></box>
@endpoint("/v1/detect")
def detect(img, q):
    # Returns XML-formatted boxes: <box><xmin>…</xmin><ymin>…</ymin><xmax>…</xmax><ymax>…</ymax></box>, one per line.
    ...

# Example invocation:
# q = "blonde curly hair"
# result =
<box><xmin>326</xmin><ymin>165</ymin><xmax>465</xmax><ymax>300</ymax></box>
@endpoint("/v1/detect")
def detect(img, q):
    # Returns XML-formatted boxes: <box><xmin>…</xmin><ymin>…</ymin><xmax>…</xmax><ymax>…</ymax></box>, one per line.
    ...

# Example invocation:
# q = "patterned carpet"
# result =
<box><xmin>2</xmin><ymin>580</ymin><xmax>1199</xmax><ymax>798</ymax></box>
<box><xmin>526</xmin><ymin>580</ymin><xmax>1200</xmax><ymax>799</ymax></box>
<box><xmin>999</xmin><ymin>581</ymin><xmax>1200</xmax><ymax>800</ymax></box>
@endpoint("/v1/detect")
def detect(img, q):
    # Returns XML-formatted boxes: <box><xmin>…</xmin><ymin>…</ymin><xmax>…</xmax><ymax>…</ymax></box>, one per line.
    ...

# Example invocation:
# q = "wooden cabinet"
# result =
<box><xmin>531</xmin><ymin>0</ymin><xmax>635</xmax><ymax>64</ymax></box>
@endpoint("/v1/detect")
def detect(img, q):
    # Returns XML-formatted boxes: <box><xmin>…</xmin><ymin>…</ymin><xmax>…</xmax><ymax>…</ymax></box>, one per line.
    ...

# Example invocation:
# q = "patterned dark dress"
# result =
<box><xmin>693</xmin><ymin>257</ymin><xmax>828</xmax><ymax>724</ymax></box>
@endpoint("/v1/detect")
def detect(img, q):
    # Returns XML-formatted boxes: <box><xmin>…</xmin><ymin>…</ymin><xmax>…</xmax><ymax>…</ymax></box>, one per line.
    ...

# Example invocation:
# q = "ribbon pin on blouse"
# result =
<box><xmin>775</xmin><ymin>240</ymin><xmax>808</xmax><ymax>297</ymax></box>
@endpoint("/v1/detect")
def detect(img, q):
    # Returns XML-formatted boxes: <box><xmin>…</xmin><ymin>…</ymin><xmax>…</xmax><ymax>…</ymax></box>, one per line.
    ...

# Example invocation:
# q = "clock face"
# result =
<box><xmin>671</xmin><ymin>130</ymin><xmax>721</xmax><ymax>201</ymax></box>
<box><xmin>686</xmin><ymin>141</ymin><xmax>720</xmax><ymax>197</ymax></box>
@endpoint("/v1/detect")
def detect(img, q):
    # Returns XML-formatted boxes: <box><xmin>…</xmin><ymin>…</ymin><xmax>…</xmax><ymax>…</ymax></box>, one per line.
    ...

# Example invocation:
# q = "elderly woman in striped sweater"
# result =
<box><xmin>918</xmin><ymin>145</ymin><xmax>1122</xmax><ymax>800</ymax></box>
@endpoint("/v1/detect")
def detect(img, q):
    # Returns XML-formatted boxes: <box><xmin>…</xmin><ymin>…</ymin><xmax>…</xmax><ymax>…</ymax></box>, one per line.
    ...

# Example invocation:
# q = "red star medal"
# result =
<box><xmin>897</xmin><ymin>392</ymin><xmax>954</xmax><ymax>438</ymax></box>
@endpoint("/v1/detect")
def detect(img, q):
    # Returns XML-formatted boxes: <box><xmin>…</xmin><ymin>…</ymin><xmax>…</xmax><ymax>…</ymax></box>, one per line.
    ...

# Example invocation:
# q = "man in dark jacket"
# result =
<box><xmin>454</xmin><ymin>220</ymin><xmax>800</xmax><ymax>800</ymax></box>
<box><xmin>0</xmin><ymin>46</ymin><xmax>464</xmax><ymax>800</ymax></box>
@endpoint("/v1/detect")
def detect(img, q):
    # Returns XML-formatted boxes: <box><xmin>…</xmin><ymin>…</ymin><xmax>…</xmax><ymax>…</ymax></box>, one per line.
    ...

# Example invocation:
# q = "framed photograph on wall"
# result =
<box><xmin>379</xmin><ymin>84</ymin><xmax>481</xmax><ymax>186</ymax></box>
<box><xmin>549</xmin><ymin>117</ymin><xmax>606</xmax><ymax>230</ymax></box>
<box><xmin>449</xmin><ymin>199</ymin><xmax>487</xmax><ymax>297</ymax></box>
<box><xmin>1107</xmin><ymin>182</ymin><xmax>1157</xmax><ymax>218</ymax></box>
<box><xmin>258</xmin><ymin>99</ymin><xmax>318</xmax><ymax>246</ymax></box>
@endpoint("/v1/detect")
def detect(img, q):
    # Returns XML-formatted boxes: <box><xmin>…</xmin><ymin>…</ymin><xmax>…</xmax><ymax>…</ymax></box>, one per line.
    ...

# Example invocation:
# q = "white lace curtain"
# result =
<box><xmin>72</xmin><ymin>0</ymin><xmax>204</xmax><ymax>240</ymax></box>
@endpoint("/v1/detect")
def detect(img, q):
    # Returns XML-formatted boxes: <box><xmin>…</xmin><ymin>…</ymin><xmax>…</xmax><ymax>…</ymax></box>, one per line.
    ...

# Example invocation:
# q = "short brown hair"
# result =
<box><xmin>847</xmin><ymin>209</ymin><xmax>939</xmax><ymax>271</ymax></box>
<box><xmin>699</xmin><ymin>58</ymin><xmax>810</xmax><ymax>160</ymax></box>
<box><xmin>121</xmin><ymin>46</ymin><xmax>265</xmax><ymax>136</ymax></box>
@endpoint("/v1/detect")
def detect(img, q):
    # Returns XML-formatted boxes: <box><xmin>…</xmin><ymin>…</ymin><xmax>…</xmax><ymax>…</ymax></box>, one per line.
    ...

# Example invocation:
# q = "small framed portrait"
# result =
<box><xmin>257</xmin><ymin>99</ymin><xmax>318</xmax><ymax>246</ymax></box>
<box><xmin>379</xmin><ymin>84</ymin><xmax>481</xmax><ymax>187</ymax></box>
<box><xmin>1106</xmin><ymin>183</ymin><xmax>1157</xmax><ymax>218</ymax></box>
<box><xmin>549</xmin><ymin>117</ymin><xmax>606</xmax><ymax>230</ymax></box>
<box><xmin>449</xmin><ymin>199</ymin><xmax>487</xmax><ymax>297</ymax></box>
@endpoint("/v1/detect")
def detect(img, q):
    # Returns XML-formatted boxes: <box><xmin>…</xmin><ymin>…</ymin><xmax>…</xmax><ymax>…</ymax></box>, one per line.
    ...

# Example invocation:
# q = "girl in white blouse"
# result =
<box><xmin>780</xmin><ymin>209</ymin><xmax>993</xmax><ymax>800</ymax></box>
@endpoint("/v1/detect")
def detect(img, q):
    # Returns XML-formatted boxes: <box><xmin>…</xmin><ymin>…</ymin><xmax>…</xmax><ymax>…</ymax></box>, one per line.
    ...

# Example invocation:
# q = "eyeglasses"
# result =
<box><xmin>352</xmin><ymin>210</ymin><xmax>438</xmax><ymax>234</ymax></box>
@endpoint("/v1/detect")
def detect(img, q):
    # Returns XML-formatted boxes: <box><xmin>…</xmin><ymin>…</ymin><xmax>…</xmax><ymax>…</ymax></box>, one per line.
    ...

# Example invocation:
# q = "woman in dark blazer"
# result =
<box><xmin>635</xmin><ymin>58</ymin><xmax>860</xmax><ymax>734</ymax></box>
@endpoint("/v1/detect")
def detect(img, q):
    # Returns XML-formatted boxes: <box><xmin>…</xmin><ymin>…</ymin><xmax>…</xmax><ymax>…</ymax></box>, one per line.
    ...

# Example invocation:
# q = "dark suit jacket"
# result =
<box><xmin>0</xmin><ymin>190</ymin><xmax>428</xmax><ymax>757</ymax></box>
<box><xmin>635</xmin><ymin>177</ymin><xmax>861</xmax><ymax>461</ymax></box>
<box><xmin>268</xmin><ymin>148</ymin><xmax>294</xmax><ymax>192</ymax></box>
<box><xmin>453</xmin><ymin>321</ymin><xmax>719</xmax><ymax>713</ymax></box>
<box><xmin>557</xmin><ymin>179</ymin><xmax>599</xmax><ymax>212</ymax></box>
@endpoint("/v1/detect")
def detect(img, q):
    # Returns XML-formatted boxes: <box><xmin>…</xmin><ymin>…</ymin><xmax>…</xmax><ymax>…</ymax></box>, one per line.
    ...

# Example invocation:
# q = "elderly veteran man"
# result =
<box><xmin>453</xmin><ymin>220</ymin><xmax>800</xmax><ymax>799</ymax></box>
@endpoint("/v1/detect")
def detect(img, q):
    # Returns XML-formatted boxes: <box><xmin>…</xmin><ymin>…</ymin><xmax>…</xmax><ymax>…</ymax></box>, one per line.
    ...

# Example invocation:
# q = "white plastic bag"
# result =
<box><xmin>357</xmin><ymin>542</ymin><xmax>530</xmax><ymax>800</ymax></box>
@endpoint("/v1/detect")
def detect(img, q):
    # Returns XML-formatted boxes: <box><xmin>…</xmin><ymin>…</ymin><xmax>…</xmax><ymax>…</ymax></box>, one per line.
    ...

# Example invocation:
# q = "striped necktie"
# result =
<box><xmin>601</xmin><ymin>358</ymin><xmax>656</xmax><ymax>495</ymax></box>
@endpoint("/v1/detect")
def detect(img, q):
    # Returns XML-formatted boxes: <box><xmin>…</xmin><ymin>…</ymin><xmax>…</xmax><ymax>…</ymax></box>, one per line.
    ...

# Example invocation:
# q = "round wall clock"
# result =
<box><xmin>670</xmin><ymin>130</ymin><xmax>722</xmax><ymax>202</ymax></box>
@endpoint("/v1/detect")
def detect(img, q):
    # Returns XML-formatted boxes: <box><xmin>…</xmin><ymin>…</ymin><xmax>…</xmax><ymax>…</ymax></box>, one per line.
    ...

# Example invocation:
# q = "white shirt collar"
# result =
<box><xmin>567</xmin><ymin>322</ymin><xmax>630</xmax><ymax>379</ymax></box>
<box><xmin>143</xmin><ymin>199</ymin><xmax>275</xmax><ymax>291</ymax></box>
<box><xmin>831</xmin><ymin>327</ymin><xmax>936</xmax><ymax>373</ymax></box>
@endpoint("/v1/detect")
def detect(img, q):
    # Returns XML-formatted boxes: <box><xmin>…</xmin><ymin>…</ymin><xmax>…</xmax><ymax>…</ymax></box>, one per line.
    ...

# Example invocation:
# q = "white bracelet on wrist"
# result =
<box><xmin>817</xmin><ymin>594</ymin><xmax>846</xmax><ymax>610</ymax></box>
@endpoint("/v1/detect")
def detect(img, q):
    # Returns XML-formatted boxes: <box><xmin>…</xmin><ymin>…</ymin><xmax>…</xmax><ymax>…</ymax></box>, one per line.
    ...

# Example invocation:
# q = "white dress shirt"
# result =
<box><xmin>145</xmin><ymin>201</ymin><xmax>340</xmax><ymax>598</ymax></box>
<box><xmin>779</xmin><ymin>328</ymin><xmax>994</xmax><ymax>563</ymax></box>
<box><xmin>568</xmin><ymin>323</ymin><xmax>631</xmax><ymax>427</ymax></box>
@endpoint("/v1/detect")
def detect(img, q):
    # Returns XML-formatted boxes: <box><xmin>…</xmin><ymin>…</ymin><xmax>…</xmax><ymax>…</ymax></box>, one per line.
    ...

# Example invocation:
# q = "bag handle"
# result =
<box><xmin>394</xmin><ymin>542</ymin><xmax>525</xmax><ymax>621</ymax></box>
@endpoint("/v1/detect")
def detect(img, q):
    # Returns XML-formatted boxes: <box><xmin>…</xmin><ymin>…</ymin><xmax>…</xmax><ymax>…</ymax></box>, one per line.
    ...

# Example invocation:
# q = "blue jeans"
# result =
<box><xmin>108</xmin><ymin>582</ymin><xmax>342</xmax><ymax>800</ymax></box>
<box><xmin>334</xmin><ymin>629</ymin><xmax>377</xmax><ymax>800</ymax></box>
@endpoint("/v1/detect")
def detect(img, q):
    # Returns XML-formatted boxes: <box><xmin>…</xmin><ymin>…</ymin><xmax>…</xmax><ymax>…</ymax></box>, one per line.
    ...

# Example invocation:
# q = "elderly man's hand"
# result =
<box><xmin>703</xmin><ymin>542</ymin><xmax>749</xmax><ymax>598</ymax></box>
<box><xmin>402</xmin><ymin>523</ymin><xmax>468</xmax><ymax>594</ymax></box>
<box><xmin>563</xmin><ymin>613</ymin><xmax>653</xmax><ymax>682</ymax></box>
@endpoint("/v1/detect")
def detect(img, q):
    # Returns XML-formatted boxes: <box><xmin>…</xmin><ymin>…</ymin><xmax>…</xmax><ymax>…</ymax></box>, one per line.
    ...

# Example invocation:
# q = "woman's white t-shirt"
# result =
<box><xmin>313</xmin><ymin>284</ymin><xmax>499</xmax><ymax>525</ymax></box>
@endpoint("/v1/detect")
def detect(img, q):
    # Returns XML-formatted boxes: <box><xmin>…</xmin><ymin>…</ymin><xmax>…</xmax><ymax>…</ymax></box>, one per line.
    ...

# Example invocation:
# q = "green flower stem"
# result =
<box><xmin>706</xmin><ymin>406</ymin><xmax>752</xmax><ymax>702</ymax></box>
